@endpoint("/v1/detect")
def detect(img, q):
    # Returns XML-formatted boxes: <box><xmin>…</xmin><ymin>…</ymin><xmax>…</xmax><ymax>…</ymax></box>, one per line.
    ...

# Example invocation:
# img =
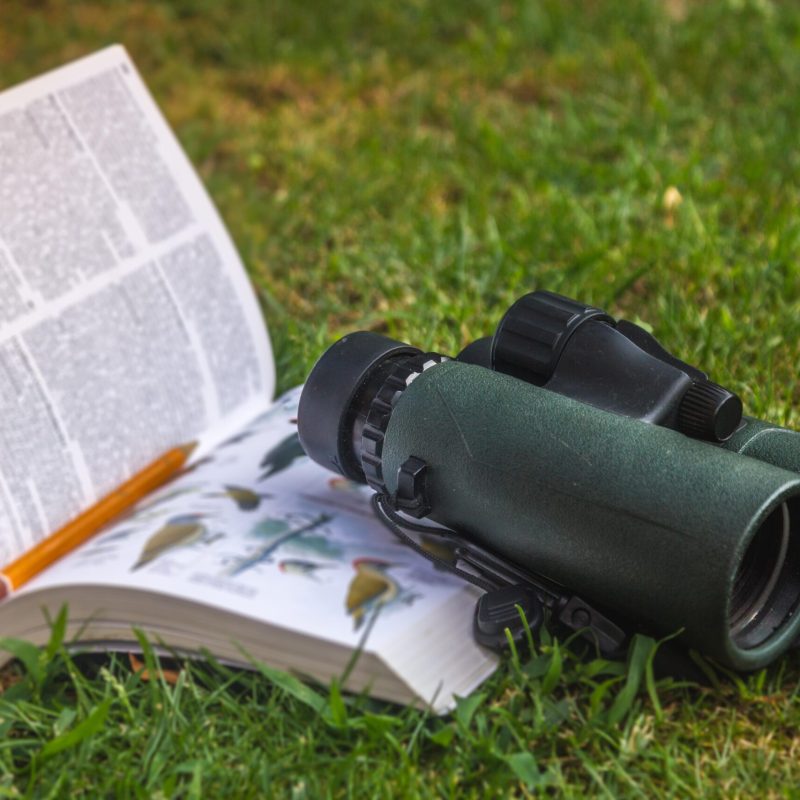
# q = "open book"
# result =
<box><xmin>0</xmin><ymin>46</ymin><xmax>497</xmax><ymax>712</ymax></box>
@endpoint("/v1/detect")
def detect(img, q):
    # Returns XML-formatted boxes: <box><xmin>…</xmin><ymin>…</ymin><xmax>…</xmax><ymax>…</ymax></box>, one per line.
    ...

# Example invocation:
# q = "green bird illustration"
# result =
<box><xmin>259</xmin><ymin>433</ymin><xmax>306</xmax><ymax>481</ymax></box>
<box><xmin>225</xmin><ymin>514</ymin><xmax>332</xmax><ymax>577</ymax></box>
<box><xmin>207</xmin><ymin>485</ymin><xmax>272</xmax><ymax>511</ymax></box>
<box><xmin>278</xmin><ymin>559</ymin><xmax>332</xmax><ymax>580</ymax></box>
<box><xmin>131</xmin><ymin>513</ymin><xmax>207</xmax><ymax>571</ymax></box>
<box><xmin>346</xmin><ymin>558</ymin><xmax>399</xmax><ymax>631</ymax></box>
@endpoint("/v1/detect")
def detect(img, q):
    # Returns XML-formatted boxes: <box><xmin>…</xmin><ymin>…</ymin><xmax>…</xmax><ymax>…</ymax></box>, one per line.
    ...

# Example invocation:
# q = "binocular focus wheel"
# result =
<box><xmin>360</xmin><ymin>353</ymin><xmax>446</xmax><ymax>494</ymax></box>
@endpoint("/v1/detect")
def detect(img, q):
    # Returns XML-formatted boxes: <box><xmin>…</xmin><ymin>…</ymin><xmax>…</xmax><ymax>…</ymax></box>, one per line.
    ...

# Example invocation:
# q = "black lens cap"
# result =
<box><xmin>456</xmin><ymin>336</ymin><xmax>493</xmax><ymax>368</ymax></box>
<box><xmin>297</xmin><ymin>332</ymin><xmax>421</xmax><ymax>481</ymax></box>
<box><xmin>473</xmin><ymin>585</ymin><xmax>544</xmax><ymax>652</ymax></box>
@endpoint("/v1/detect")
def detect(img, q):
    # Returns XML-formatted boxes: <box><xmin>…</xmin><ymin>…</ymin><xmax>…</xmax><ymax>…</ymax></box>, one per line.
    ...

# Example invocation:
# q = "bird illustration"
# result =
<box><xmin>346</xmin><ymin>558</ymin><xmax>399</xmax><ymax>631</ymax></box>
<box><xmin>278</xmin><ymin>559</ymin><xmax>332</xmax><ymax>580</ymax></box>
<box><xmin>131</xmin><ymin>513</ymin><xmax>207</xmax><ymax>571</ymax></box>
<box><xmin>218</xmin><ymin>429</ymin><xmax>257</xmax><ymax>449</ymax></box>
<box><xmin>97</xmin><ymin>527</ymin><xmax>138</xmax><ymax>545</ymax></box>
<box><xmin>419</xmin><ymin>532</ymin><xmax>460</xmax><ymax>569</ymax></box>
<box><xmin>76</xmin><ymin>546</ymin><xmax>123</xmax><ymax>561</ymax></box>
<box><xmin>75</xmin><ymin>527</ymin><xmax>138</xmax><ymax>560</ymax></box>
<box><xmin>328</xmin><ymin>477</ymin><xmax>364</xmax><ymax>493</ymax></box>
<box><xmin>176</xmin><ymin>455</ymin><xmax>216</xmax><ymax>477</ymax></box>
<box><xmin>259</xmin><ymin>433</ymin><xmax>306</xmax><ymax>481</ymax></box>
<box><xmin>206</xmin><ymin>485</ymin><xmax>272</xmax><ymax>511</ymax></box>
<box><xmin>225</xmin><ymin>514</ymin><xmax>332</xmax><ymax>577</ymax></box>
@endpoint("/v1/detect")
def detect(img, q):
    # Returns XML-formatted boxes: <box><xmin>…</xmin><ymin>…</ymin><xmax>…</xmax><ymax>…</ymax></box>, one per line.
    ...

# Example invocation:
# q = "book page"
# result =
<box><xmin>0</xmin><ymin>47</ymin><xmax>274</xmax><ymax>562</ymax></box>
<box><xmin>20</xmin><ymin>388</ymin><xmax>485</xmax><ymax>656</ymax></box>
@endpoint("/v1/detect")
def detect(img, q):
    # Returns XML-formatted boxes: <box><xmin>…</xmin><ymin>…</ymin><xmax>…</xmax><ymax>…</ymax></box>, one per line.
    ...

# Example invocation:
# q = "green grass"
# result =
<box><xmin>3</xmin><ymin>0</ymin><xmax>800</xmax><ymax>795</ymax></box>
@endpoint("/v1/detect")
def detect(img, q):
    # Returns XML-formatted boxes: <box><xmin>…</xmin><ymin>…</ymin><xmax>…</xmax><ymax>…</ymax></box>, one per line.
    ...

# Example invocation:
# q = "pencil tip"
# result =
<box><xmin>178</xmin><ymin>441</ymin><xmax>199</xmax><ymax>460</ymax></box>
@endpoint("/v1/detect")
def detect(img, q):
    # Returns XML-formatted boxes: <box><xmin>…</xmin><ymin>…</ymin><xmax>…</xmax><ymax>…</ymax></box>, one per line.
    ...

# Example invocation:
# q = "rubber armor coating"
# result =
<box><xmin>380</xmin><ymin>361</ymin><xmax>800</xmax><ymax>670</ymax></box>
<box><xmin>723</xmin><ymin>416</ymin><xmax>800</xmax><ymax>473</ymax></box>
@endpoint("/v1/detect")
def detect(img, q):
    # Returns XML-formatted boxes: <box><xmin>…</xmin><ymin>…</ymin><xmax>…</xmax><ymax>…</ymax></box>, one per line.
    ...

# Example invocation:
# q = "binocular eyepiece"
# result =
<box><xmin>298</xmin><ymin>291</ymin><xmax>800</xmax><ymax>670</ymax></box>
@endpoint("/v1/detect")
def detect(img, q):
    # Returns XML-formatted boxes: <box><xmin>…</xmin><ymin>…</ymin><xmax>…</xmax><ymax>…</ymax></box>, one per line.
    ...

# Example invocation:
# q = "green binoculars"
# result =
<box><xmin>297</xmin><ymin>291</ymin><xmax>800</xmax><ymax>671</ymax></box>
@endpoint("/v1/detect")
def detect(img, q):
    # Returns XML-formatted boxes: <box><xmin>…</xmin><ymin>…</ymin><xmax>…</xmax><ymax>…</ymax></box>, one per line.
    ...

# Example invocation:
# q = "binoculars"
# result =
<box><xmin>298</xmin><ymin>290</ymin><xmax>800</xmax><ymax>671</ymax></box>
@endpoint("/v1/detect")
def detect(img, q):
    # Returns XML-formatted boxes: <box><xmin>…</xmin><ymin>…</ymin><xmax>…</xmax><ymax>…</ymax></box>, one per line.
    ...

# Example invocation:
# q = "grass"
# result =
<box><xmin>2</xmin><ymin>0</ymin><xmax>800</xmax><ymax>794</ymax></box>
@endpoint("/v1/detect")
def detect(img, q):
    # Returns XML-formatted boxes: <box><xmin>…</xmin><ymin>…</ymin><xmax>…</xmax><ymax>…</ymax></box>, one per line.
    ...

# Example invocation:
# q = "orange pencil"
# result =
<box><xmin>0</xmin><ymin>442</ymin><xmax>196</xmax><ymax>600</ymax></box>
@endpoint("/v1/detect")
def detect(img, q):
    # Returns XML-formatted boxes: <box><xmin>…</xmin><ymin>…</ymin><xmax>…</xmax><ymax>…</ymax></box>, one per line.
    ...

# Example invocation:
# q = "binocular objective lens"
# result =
<box><xmin>729</xmin><ymin>501</ymin><xmax>800</xmax><ymax>648</ymax></box>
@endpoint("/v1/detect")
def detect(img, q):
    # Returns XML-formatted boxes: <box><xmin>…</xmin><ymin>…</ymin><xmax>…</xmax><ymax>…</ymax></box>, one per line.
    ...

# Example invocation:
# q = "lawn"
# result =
<box><xmin>2</xmin><ymin>0</ymin><xmax>800</xmax><ymax>795</ymax></box>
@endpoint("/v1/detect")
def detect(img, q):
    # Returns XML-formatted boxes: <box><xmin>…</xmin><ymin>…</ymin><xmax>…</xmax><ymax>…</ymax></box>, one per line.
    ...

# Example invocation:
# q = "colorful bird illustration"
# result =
<box><xmin>259</xmin><ymin>433</ymin><xmax>306</xmax><ymax>481</ymax></box>
<box><xmin>278</xmin><ymin>559</ymin><xmax>332</xmax><ymax>580</ymax></box>
<box><xmin>419</xmin><ymin>532</ymin><xmax>460</xmax><ymax>569</ymax></box>
<box><xmin>131</xmin><ymin>513</ymin><xmax>207</xmax><ymax>571</ymax></box>
<box><xmin>225</xmin><ymin>513</ymin><xmax>332</xmax><ymax>577</ymax></box>
<box><xmin>328</xmin><ymin>477</ymin><xmax>365</xmax><ymax>493</ymax></box>
<box><xmin>346</xmin><ymin>558</ymin><xmax>399</xmax><ymax>631</ymax></box>
<box><xmin>206</xmin><ymin>484</ymin><xmax>272</xmax><ymax>511</ymax></box>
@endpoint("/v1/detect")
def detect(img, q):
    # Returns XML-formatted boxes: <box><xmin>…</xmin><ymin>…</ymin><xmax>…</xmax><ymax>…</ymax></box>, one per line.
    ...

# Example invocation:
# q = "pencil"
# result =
<box><xmin>0</xmin><ymin>442</ymin><xmax>197</xmax><ymax>600</ymax></box>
